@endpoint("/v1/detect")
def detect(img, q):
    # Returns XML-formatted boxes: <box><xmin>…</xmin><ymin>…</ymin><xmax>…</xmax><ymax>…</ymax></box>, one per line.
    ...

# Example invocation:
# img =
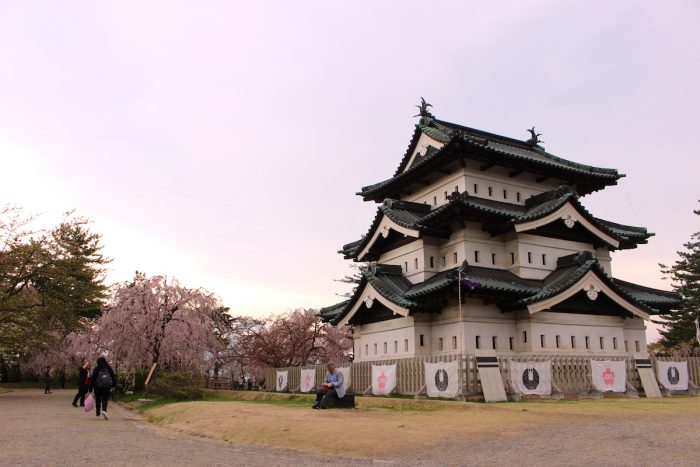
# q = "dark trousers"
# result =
<box><xmin>44</xmin><ymin>379</ymin><xmax>52</xmax><ymax>394</ymax></box>
<box><xmin>94</xmin><ymin>388</ymin><xmax>110</xmax><ymax>415</ymax></box>
<box><xmin>315</xmin><ymin>388</ymin><xmax>338</xmax><ymax>408</ymax></box>
<box><xmin>72</xmin><ymin>383</ymin><xmax>89</xmax><ymax>406</ymax></box>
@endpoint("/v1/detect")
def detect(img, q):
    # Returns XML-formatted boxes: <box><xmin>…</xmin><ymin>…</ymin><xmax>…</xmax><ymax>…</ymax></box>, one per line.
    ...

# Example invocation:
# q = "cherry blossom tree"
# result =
<box><xmin>230</xmin><ymin>308</ymin><xmax>352</xmax><ymax>374</ymax></box>
<box><xmin>74</xmin><ymin>273</ymin><xmax>231</xmax><ymax>372</ymax></box>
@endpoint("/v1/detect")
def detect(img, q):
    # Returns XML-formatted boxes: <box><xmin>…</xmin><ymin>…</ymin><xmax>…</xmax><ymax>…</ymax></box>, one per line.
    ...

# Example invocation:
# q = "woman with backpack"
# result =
<box><xmin>89</xmin><ymin>356</ymin><xmax>116</xmax><ymax>420</ymax></box>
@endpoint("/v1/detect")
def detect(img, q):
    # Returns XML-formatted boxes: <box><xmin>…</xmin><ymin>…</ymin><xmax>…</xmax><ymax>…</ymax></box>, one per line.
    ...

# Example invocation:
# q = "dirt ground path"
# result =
<box><xmin>0</xmin><ymin>389</ymin><xmax>332</xmax><ymax>466</ymax></box>
<box><xmin>2</xmin><ymin>389</ymin><xmax>699</xmax><ymax>466</ymax></box>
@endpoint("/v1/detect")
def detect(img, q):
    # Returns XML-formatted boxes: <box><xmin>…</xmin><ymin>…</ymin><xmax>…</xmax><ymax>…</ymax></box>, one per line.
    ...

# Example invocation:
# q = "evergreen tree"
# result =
<box><xmin>657</xmin><ymin>203</ymin><xmax>700</xmax><ymax>350</ymax></box>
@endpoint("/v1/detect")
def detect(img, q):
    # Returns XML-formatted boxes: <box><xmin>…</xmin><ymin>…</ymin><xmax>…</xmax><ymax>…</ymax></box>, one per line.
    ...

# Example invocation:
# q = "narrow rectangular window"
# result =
<box><xmin>438</xmin><ymin>338</ymin><xmax>443</xmax><ymax>351</ymax></box>
<box><xmin>475</xmin><ymin>336</ymin><xmax>481</xmax><ymax>349</ymax></box>
<box><xmin>452</xmin><ymin>336</ymin><xmax>457</xmax><ymax>349</ymax></box>
<box><xmin>414</xmin><ymin>258</ymin><xmax>418</xmax><ymax>269</ymax></box>
<box><xmin>555</xmin><ymin>335</ymin><xmax>561</xmax><ymax>348</ymax></box>
<box><xmin>404</xmin><ymin>339</ymin><xmax>408</xmax><ymax>352</ymax></box>
<box><xmin>383</xmin><ymin>342</ymin><xmax>387</xmax><ymax>354</ymax></box>
<box><xmin>492</xmin><ymin>336</ymin><xmax>497</xmax><ymax>350</ymax></box>
<box><xmin>542</xmin><ymin>254</ymin><xmax>547</xmax><ymax>265</ymax></box>
<box><xmin>430</xmin><ymin>256</ymin><xmax>435</xmax><ymax>268</ymax></box>
<box><xmin>488</xmin><ymin>186</ymin><xmax>493</xmax><ymax>196</ymax></box>
<box><xmin>394</xmin><ymin>341</ymin><xmax>398</xmax><ymax>353</ymax></box>
<box><xmin>613</xmin><ymin>337</ymin><xmax>618</xmax><ymax>350</ymax></box>
<box><xmin>441</xmin><ymin>256</ymin><xmax>446</xmax><ymax>267</ymax></box>
<box><xmin>509</xmin><ymin>337</ymin><xmax>514</xmax><ymax>350</ymax></box>
<box><xmin>454</xmin><ymin>185</ymin><xmax>459</xmax><ymax>193</ymax></box>
<box><xmin>624</xmin><ymin>340</ymin><xmax>629</xmax><ymax>352</ymax></box>
<box><xmin>491</xmin><ymin>253</ymin><xmax>496</xmax><ymax>265</ymax></box>
<box><xmin>503</xmin><ymin>189</ymin><xmax>508</xmax><ymax>199</ymax></box>
<box><xmin>473</xmin><ymin>184</ymin><xmax>478</xmax><ymax>194</ymax></box>
<box><xmin>635</xmin><ymin>340</ymin><xmax>640</xmax><ymax>352</ymax></box>
<box><xmin>540</xmin><ymin>334</ymin><xmax>545</xmax><ymax>348</ymax></box>
<box><xmin>365</xmin><ymin>344</ymin><xmax>368</xmax><ymax>356</ymax></box>
<box><xmin>523</xmin><ymin>331</ymin><xmax>528</xmax><ymax>343</ymax></box>
<box><xmin>571</xmin><ymin>336</ymin><xmax>576</xmax><ymax>348</ymax></box>
<box><xmin>373</xmin><ymin>343</ymin><xmax>377</xmax><ymax>355</ymax></box>
<box><xmin>516</xmin><ymin>192</ymin><xmax>521</xmax><ymax>202</ymax></box>
<box><xmin>585</xmin><ymin>336</ymin><xmax>590</xmax><ymax>349</ymax></box>
<box><xmin>433</xmin><ymin>196</ymin><xmax>437</xmax><ymax>206</ymax></box>
<box><xmin>599</xmin><ymin>336</ymin><xmax>605</xmax><ymax>349</ymax></box>
<box><xmin>527</xmin><ymin>252</ymin><xmax>532</xmax><ymax>264</ymax></box>
<box><xmin>404</xmin><ymin>261</ymin><xmax>408</xmax><ymax>272</ymax></box>
<box><xmin>444</xmin><ymin>191</ymin><xmax>448</xmax><ymax>200</ymax></box>
<box><xmin>453</xmin><ymin>252</ymin><xmax>458</xmax><ymax>264</ymax></box>
<box><xmin>419</xmin><ymin>335</ymin><xmax>424</xmax><ymax>347</ymax></box>
<box><xmin>510</xmin><ymin>252</ymin><xmax>515</xmax><ymax>265</ymax></box>
<box><xmin>474</xmin><ymin>251</ymin><xmax>480</xmax><ymax>263</ymax></box>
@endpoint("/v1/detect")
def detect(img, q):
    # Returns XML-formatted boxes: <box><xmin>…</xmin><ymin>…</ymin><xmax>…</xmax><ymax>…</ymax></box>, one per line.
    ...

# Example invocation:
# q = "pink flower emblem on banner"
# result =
<box><xmin>602</xmin><ymin>367</ymin><xmax>615</xmax><ymax>386</ymax></box>
<box><xmin>378</xmin><ymin>371</ymin><xmax>387</xmax><ymax>390</ymax></box>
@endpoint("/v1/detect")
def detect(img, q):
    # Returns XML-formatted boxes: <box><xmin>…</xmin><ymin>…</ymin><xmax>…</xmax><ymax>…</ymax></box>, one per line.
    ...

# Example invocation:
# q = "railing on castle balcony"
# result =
<box><xmin>259</xmin><ymin>354</ymin><xmax>700</xmax><ymax>397</ymax></box>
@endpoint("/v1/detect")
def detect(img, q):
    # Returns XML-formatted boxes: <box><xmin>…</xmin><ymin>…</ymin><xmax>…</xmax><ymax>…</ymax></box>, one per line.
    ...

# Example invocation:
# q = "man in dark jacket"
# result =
<box><xmin>71</xmin><ymin>358</ymin><xmax>90</xmax><ymax>407</ymax></box>
<box><xmin>89</xmin><ymin>356</ymin><xmax>117</xmax><ymax>420</ymax></box>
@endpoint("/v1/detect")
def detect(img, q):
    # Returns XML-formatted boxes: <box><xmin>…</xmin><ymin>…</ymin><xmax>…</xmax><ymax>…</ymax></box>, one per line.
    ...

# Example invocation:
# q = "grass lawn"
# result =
<box><xmin>129</xmin><ymin>390</ymin><xmax>700</xmax><ymax>459</ymax></box>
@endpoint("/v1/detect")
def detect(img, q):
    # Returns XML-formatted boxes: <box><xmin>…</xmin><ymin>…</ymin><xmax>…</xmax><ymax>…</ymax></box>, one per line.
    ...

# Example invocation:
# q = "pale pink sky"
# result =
<box><xmin>1</xmin><ymin>1</ymin><xmax>698</xmax><ymax>342</ymax></box>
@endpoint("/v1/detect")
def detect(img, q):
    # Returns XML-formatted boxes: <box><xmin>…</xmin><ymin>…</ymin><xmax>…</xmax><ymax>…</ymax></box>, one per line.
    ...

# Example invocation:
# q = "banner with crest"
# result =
<box><xmin>657</xmin><ymin>361</ymin><xmax>688</xmax><ymax>391</ymax></box>
<box><xmin>590</xmin><ymin>360</ymin><xmax>626</xmax><ymax>392</ymax></box>
<box><xmin>300</xmin><ymin>368</ymin><xmax>315</xmax><ymax>392</ymax></box>
<box><xmin>275</xmin><ymin>370</ymin><xmax>288</xmax><ymax>392</ymax></box>
<box><xmin>371</xmin><ymin>364</ymin><xmax>397</xmax><ymax>396</ymax></box>
<box><xmin>510</xmin><ymin>361</ymin><xmax>552</xmax><ymax>396</ymax></box>
<box><xmin>425</xmin><ymin>360</ymin><xmax>459</xmax><ymax>398</ymax></box>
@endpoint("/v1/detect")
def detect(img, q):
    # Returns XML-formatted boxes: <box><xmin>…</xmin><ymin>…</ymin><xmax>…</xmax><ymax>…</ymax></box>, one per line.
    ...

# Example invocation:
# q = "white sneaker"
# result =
<box><xmin>102</xmin><ymin>411</ymin><xmax>109</xmax><ymax>420</ymax></box>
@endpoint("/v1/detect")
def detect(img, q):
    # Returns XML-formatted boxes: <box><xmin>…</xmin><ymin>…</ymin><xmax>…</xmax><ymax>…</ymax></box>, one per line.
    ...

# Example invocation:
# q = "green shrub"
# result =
<box><xmin>148</xmin><ymin>372</ymin><xmax>203</xmax><ymax>400</ymax></box>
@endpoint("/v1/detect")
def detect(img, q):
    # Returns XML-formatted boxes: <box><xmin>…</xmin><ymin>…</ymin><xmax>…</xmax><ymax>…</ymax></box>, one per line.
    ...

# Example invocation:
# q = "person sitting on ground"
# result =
<box><xmin>313</xmin><ymin>363</ymin><xmax>345</xmax><ymax>409</ymax></box>
<box><xmin>89</xmin><ymin>356</ymin><xmax>116</xmax><ymax>420</ymax></box>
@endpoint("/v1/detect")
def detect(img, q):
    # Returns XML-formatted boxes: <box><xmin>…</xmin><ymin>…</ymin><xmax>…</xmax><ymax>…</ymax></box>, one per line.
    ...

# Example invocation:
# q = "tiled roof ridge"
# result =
<box><xmin>525</xmin><ymin>185</ymin><xmax>575</xmax><ymax>208</ymax></box>
<box><xmin>612</xmin><ymin>277</ymin><xmax>678</xmax><ymax>299</ymax></box>
<box><xmin>393</xmin><ymin>125</ymin><xmax>424</xmax><ymax>176</ymax></box>
<box><xmin>382</xmin><ymin>198</ymin><xmax>431</xmax><ymax>213</ymax></box>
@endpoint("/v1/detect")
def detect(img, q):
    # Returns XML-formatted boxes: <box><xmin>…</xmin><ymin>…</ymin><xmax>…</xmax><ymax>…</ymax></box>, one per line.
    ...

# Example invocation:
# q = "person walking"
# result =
<box><xmin>44</xmin><ymin>366</ymin><xmax>53</xmax><ymax>394</ymax></box>
<box><xmin>72</xmin><ymin>359</ymin><xmax>91</xmax><ymax>407</ymax></box>
<box><xmin>89</xmin><ymin>357</ymin><xmax>116</xmax><ymax>420</ymax></box>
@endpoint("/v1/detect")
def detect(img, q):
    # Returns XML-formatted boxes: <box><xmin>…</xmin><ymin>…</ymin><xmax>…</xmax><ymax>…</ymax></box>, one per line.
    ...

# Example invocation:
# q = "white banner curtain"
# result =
<box><xmin>300</xmin><ymin>368</ymin><xmax>316</xmax><ymax>393</ymax></box>
<box><xmin>424</xmin><ymin>360</ymin><xmax>459</xmax><ymax>398</ymax></box>
<box><xmin>590</xmin><ymin>360</ymin><xmax>626</xmax><ymax>392</ymax></box>
<box><xmin>275</xmin><ymin>370</ymin><xmax>288</xmax><ymax>392</ymax></box>
<box><xmin>510</xmin><ymin>361</ymin><xmax>552</xmax><ymax>396</ymax></box>
<box><xmin>657</xmin><ymin>361</ymin><xmax>689</xmax><ymax>391</ymax></box>
<box><xmin>336</xmin><ymin>367</ymin><xmax>351</xmax><ymax>395</ymax></box>
<box><xmin>371</xmin><ymin>364</ymin><xmax>397</xmax><ymax>396</ymax></box>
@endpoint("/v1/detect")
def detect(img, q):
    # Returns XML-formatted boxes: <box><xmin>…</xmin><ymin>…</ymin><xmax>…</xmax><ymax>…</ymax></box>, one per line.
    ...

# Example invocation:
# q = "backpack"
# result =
<box><xmin>96</xmin><ymin>368</ymin><xmax>112</xmax><ymax>389</ymax></box>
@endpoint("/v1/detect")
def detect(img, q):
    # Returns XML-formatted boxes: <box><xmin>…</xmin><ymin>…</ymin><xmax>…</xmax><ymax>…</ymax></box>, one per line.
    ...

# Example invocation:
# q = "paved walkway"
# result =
<box><xmin>0</xmin><ymin>389</ymin><xmax>336</xmax><ymax>466</ymax></box>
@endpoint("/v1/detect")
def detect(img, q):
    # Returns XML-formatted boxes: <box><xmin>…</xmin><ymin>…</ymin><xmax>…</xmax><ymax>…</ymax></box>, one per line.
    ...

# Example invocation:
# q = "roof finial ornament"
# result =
<box><xmin>414</xmin><ymin>97</ymin><xmax>434</xmax><ymax>119</ymax></box>
<box><xmin>526</xmin><ymin>127</ymin><xmax>544</xmax><ymax>146</ymax></box>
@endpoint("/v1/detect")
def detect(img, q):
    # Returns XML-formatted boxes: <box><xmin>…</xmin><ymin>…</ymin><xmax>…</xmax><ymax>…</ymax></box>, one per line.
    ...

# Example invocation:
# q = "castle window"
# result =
<box><xmin>414</xmin><ymin>258</ymin><xmax>418</xmax><ymax>269</ymax></box>
<box><xmin>509</xmin><ymin>337</ymin><xmax>514</xmax><ymax>350</ymax></box>
<box><xmin>455</xmin><ymin>185</ymin><xmax>459</xmax><ymax>193</ymax></box>
<box><xmin>438</xmin><ymin>338</ymin><xmax>443</xmax><ymax>351</ymax></box>
<box><xmin>492</xmin><ymin>336</ymin><xmax>497</xmax><ymax>350</ymax></box>
<box><xmin>491</xmin><ymin>253</ymin><xmax>496</xmax><ymax>265</ymax></box>
<box><xmin>475</xmin><ymin>336</ymin><xmax>481</xmax><ymax>349</ymax></box>
<box><xmin>373</xmin><ymin>343</ymin><xmax>377</xmax><ymax>355</ymax></box>
<box><xmin>419</xmin><ymin>335</ymin><xmax>425</xmax><ymax>347</ymax></box>
<box><xmin>383</xmin><ymin>342</ymin><xmax>387</xmax><ymax>354</ymax></box>
<box><xmin>613</xmin><ymin>337</ymin><xmax>618</xmax><ymax>350</ymax></box>
<box><xmin>503</xmin><ymin>189</ymin><xmax>508</xmax><ymax>199</ymax></box>
<box><xmin>453</xmin><ymin>252</ymin><xmax>458</xmax><ymax>264</ymax></box>
<box><xmin>510</xmin><ymin>252</ymin><xmax>515</xmax><ymax>265</ymax></box>
<box><xmin>516</xmin><ymin>192</ymin><xmax>521</xmax><ymax>202</ymax></box>
<box><xmin>444</xmin><ymin>191</ymin><xmax>448</xmax><ymax>200</ymax></box>
<box><xmin>523</xmin><ymin>331</ymin><xmax>528</xmax><ymax>343</ymax></box>
<box><xmin>441</xmin><ymin>256</ymin><xmax>446</xmax><ymax>267</ymax></box>
<box><xmin>542</xmin><ymin>254</ymin><xmax>547</xmax><ymax>265</ymax></box>
<box><xmin>527</xmin><ymin>252</ymin><xmax>532</xmax><ymax>264</ymax></box>
<box><xmin>599</xmin><ymin>337</ymin><xmax>605</xmax><ymax>349</ymax></box>
<box><xmin>585</xmin><ymin>336</ymin><xmax>590</xmax><ymax>349</ymax></box>
<box><xmin>473</xmin><ymin>184</ymin><xmax>478</xmax><ymax>194</ymax></box>
<box><xmin>452</xmin><ymin>336</ymin><xmax>457</xmax><ymax>349</ymax></box>
<box><xmin>404</xmin><ymin>261</ymin><xmax>408</xmax><ymax>272</ymax></box>
<box><xmin>394</xmin><ymin>341</ymin><xmax>398</xmax><ymax>353</ymax></box>
<box><xmin>433</xmin><ymin>196</ymin><xmax>437</xmax><ymax>206</ymax></box>
<box><xmin>430</xmin><ymin>256</ymin><xmax>435</xmax><ymax>268</ymax></box>
<box><xmin>625</xmin><ymin>340</ymin><xmax>629</xmax><ymax>352</ymax></box>
<box><xmin>555</xmin><ymin>335</ymin><xmax>561</xmax><ymax>348</ymax></box>
<box><xmin>404</xmin><ymin>339</ymin><xmax>409</xmax><ymax>352</ymax></box>
<box><xmin>365</xmin><ymin>344</ymin><xmax>368</xmax><ymax>356</ymax></box>
<box><xmin>488</xmin><ymin>186</ymin><xmax>493</xmax><ymax>196</ymax></box>
<box><xmin>474</xmin><ymin>251</ymin><xmax>480</xmax><ymax>263</ymax></box>
<box><xmin>540</xmin><ymin>335</ymin><xmax>545</xmax><ymax>348</ymax></box>
<box><xmin>635</xmin><ymin>340</ymin><xmax>640</xmax><ymax>352</ymax></box>
<box><xmin>571</xmin><ymin>336</ymin><xmax>576</xmax><ymax>348</ymax></box>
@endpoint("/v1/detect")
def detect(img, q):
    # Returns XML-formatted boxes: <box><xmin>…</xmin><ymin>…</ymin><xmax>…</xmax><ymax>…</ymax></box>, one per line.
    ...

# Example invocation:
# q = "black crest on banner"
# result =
<box><xmin>522</xmin><ymin>367</ymin><xmax>540</xmax><ymax>390</ymax></box>
<box><xmin>668</xmin><ymin>366</ymin><xmax>680</xmax><ymax>385</ymax></box>
<box><xmin>278</xmin><ymin>375</ymin><xmax>283</xmax><ymax>387</ymax></box>
<box><xmin>435</xmin><ymin>369</ymin><xmax>449</xmax><ymax>391</ymax></box>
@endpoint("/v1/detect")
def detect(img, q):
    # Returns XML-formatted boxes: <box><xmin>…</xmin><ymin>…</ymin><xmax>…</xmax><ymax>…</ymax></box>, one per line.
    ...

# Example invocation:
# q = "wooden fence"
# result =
<box><xmin>257</xmin><ymin>354</ymin><xmax>700</xmax><ymax>397</ymax></box>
